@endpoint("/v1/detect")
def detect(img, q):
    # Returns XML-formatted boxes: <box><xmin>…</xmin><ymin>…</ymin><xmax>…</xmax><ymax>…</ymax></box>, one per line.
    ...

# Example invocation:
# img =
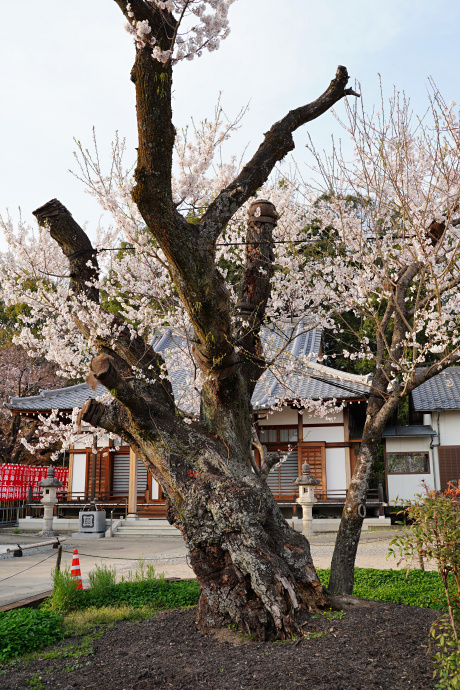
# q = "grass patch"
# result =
<box><xmin>44</xmin><ymin>561</ymin><xmax>200</xmax><ymax>615</ymax></box>
<box><xmin>68</xmin><ymin>576</ymin><xmax>200</xmax><ymax>612</ymax></box>
<box><xmin>63</xmin><ymin>604</ymin><xmax>157</xmax><ymax>636</ymax></box>
<box><xmin>319</xmin><ymin>567</ymin><xmax>449</xmax><ymax>609</ymax></box>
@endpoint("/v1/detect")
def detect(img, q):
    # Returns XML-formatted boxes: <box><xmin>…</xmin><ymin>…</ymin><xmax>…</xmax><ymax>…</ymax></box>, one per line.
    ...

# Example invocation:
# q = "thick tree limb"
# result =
<box><xmin>33</xmin><ymin>199</ymin><xmax>99</xmax><ymax>303</ymax></box>
<box><xmin>33</xmin><ymin>199</ymin><xmax>175</xmax><ymax>411</ymax></box>
<box><xmin>112</xmin><ymin>0</ymin><xmax>177</xmax><ymax>39</ymax></box>
<box><xmin>200</xmin><ymin>66</ymin><xmax>359</xmax><ymax>241</ymax></box>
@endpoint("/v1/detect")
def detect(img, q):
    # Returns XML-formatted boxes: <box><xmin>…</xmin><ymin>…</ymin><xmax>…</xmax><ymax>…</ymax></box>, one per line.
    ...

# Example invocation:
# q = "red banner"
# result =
<box><xmin>0</xmin><ymin>465</ymin><xmax>68</xmax><ymax>501</ymax></box>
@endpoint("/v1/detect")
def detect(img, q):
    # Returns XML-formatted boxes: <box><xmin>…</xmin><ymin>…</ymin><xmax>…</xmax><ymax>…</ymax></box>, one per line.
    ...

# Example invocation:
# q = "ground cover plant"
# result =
<box><xmin>0</xmin><ymin>565</ymin><xmax>448</xmax><ymax>668</ymax></box>
<box><xmin>44</xmin><ymin>562</ymin><xmax>200</xmax><ymax>615</ymax></box>
<box><xmin>319</xmin><ymin>567</ymin><xmax>450</xmax><ymax>609</ymax></box>
<box><xmin>0</xmin><ymin>609</ymin><xmax>65</xmax><ymax>663</ymax></box>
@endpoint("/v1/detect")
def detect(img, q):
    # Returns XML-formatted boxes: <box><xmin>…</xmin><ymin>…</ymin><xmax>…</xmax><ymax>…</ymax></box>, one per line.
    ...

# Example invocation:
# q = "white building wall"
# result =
<box><xmin>386</xmin><ymin>436</ymin><xmax>435</xmax><ymax>502</ymax></box>
<box><xmin>325</xmin><ymin>447</ymin><xmax>347</xmax><ymax>494</ymax></box>
<box><xmin>438</xmin><ymin>410</ymin><xmax>460</xmax><ymax>445</ymax></box>
<box><xmin>258</xmin><ymin>408</ymin><xmax>298</xmax><ymax>425</ymax></box>
<box><xmin>304</xmin><ymin>427</ymin><xmax>344</xmax><ymax>443</ymax></box>
<box><xmin>71</xmin><ymin>454</ymin><xmax>87</xmax><ymax>497</ymax></box>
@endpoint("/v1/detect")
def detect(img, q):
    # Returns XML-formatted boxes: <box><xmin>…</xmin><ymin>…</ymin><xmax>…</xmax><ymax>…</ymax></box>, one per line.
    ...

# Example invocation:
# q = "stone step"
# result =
<box><xmin>114</xmin><ymin>530</ymin><xmax>179</xmax><ymax>538</ymax></box>
<box><xmin>114</xmin><ymin>520</ymin><xmax>180</xmax><ymax>537</ymax></box>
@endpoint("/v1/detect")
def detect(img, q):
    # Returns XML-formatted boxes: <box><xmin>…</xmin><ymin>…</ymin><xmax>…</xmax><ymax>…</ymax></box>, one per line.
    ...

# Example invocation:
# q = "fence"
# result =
<box><xmin>0</xmin><ymin>464</ymin><xmax>68</xmax><ymax>501</ymax></box>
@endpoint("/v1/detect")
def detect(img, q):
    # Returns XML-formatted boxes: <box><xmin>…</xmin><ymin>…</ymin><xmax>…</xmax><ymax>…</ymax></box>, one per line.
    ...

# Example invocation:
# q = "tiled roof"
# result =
<box><xmin>6</xmin><ymin>323</ymin><xmax>370</xmax><ymax>414</ymax></box>
<box><xmin>6</xmin><ymin>382</ymin><xmax>107</xmax><ymax>412</ymax></box>
<box><xmin>412</xmin><ymin>368</ymin><xmax>460</xmax><ymax>411</ymax></box>
<box><xmin>252</xmin><ymin>364</ymin><xmax>370</xmax><ymax>410</ymax></box>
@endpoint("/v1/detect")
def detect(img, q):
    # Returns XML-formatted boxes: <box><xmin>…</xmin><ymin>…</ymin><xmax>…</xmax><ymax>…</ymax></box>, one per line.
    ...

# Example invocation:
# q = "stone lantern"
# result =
<box><xmin>295</xmin><ymin>461</ymin><xmax>320</xmax><ymax>537</ymax></box>
<box><xmin>38</xmin><ymin>467</ymin><xmax>62</xmax><ymax>537</ymax></box>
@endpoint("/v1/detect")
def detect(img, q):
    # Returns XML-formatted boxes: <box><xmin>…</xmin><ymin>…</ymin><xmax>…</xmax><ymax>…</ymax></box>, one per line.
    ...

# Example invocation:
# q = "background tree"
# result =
<box><xmin>0</xmin><ymin>300</ymin><xmax>65</xmax><ymax>464</ymax></box>
<box><xmin>0</xmin><ymin>1</ymin><xmax>359</xmax><ymax>639</ymax></box>
<box><xmin>295</xmin><ymin>85</ymin><xmax>460</xmax><ymax>594</ymax></box>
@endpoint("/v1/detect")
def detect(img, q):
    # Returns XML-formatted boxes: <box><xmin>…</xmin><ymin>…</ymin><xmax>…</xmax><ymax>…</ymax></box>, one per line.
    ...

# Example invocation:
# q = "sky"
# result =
<box><xmin>1</xmin><ymin>0</ymin><xmax>459</xmax><ymax>237</ymax></box>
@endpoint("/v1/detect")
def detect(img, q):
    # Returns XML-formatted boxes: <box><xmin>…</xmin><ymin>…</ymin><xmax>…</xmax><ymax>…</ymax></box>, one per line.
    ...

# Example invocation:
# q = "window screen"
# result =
<box><xmin>387</xmin><ymin>452</ymin><xmax>429</xmax><ymax>474</ymax></box>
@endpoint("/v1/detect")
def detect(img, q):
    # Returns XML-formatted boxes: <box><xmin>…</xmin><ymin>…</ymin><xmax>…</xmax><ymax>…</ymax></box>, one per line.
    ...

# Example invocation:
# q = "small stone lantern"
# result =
<box><xmin>38</xmin><ymin>467</ymin><xmax>62</xmax><ymax>537</ymax></box>
<box><xmin>295</xmin><ymin>461</ymin><xmax>320</xmax><ymax>537</ymax></box>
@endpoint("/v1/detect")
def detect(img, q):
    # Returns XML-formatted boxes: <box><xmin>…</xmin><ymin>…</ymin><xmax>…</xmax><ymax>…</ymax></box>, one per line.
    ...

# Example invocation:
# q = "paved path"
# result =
<box><xmin>0</xmin><ymin>528</ymin><xmax>432</xmax><ymax>608</ymax></box>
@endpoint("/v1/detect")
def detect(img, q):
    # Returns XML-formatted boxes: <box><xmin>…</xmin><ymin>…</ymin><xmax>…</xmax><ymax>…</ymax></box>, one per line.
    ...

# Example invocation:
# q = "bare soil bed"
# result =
<box><xmin>1</xmin><ymin>600</ymin><xmax>437</xmax><ymax>690</ymax></box>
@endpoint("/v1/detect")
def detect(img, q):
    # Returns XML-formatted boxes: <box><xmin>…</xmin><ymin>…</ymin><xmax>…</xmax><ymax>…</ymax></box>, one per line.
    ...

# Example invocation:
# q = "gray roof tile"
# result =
<box><xmin>412</xmin><ymin>368</ymin><xmax>460</xmax><ymax>411</ymax></box>
<box><xmin>6</xmin><ymin>324</ymin><xmax>369</xmax><ymax>414</ymax></box>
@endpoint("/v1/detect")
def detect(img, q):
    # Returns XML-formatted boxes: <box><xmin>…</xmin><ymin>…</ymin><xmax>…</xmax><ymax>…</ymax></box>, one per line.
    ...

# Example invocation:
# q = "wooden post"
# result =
<box><xmin>67</xmin><ymin>452</ymin><xmax>74</xmax><ymax>500</ymax></box>
<box><xmin>345</xmin><ymin>446</ymin><xmax>352</xmax><ymax>488</ymax></box>
<box><xmin>55</xmin><ymin>544</ymin><xmax>62</xmax><ymax>573</ymax></box>
<box><xmin>90</xmin><ymin>435</ymin><xmax>97</xmax><ymax>502</ymax></box>
<box><xmin>297</xmin><ymin>411</ymin><xmax>303</xmax><ymax>443</ymax></box>
<box><xmin>128</xmin><ymin>447</ymin><xmax>138</xmax><ymax>517</ymax></box>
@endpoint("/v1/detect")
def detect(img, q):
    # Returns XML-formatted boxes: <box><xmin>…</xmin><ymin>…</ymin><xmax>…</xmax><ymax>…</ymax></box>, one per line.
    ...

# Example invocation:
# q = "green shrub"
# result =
<box><xmin>43</xmin><ymin>567</ymin><xmax>82</xmax><ymax>614</ymax></box>
<box><xmin>88</xmin><ymin>564</ymin><xmax>117</xmax><ymax>597</ymax></box>
<box><xmin>0</xmin><ymin>609</ymin><xmax>64</xmax><ymax>662</ymax></box>
<box><xmin>389</xmin><ymin>484</ymin><xmax>460</xmax><ymax>688</ymax></box>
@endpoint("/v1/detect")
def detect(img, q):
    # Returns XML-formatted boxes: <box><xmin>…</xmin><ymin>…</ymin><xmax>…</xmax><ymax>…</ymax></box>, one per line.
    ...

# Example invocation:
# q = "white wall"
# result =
<box><xmin>304</xmin><ymin>426</ymin><xmax>344</xmax><ymax>443</ymax></box>
<box><xmin>302</xmin><ymin>410</ymin><xmax>344</xmax><ymax>424</ymax></box>
<box><xmin>325</xmin><ymin>447</ymin><xmax>347</xmax><ymax>494</ymax></box>
<box><xmin>150</xmin><ymin>480</ymin><xmax>159</xmax><ymax>499</ymax></box>
<box><xmin>438</xmin><ymin>410</ymin><xmax>460</xmax><ymax>445</ymax></box>
<box><xmin>258</xmin><ymin>408</ymin><xmax>298</xmax><ymax>425</ymax></box>
<box><xmin>71</xmin><ymin>454</ymin><xmax>87</xmax><ymax>497</ymax></box>
<box><xmin>386</xmin><ymin>436</ymin><xmax>435</xmax><ymax>502</ymax></box>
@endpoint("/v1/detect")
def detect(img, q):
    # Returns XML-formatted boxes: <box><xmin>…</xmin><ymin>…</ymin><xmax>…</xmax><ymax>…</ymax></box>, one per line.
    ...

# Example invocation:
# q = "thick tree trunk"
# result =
<box><xmin>167</xmin><ymin>459</ymin><xmax>326</xmax><ymax>639</ymax></box>
<box><xmin>327</xmin><ymin>427</ymin><xmax>380</xmax><ymax>594</ymax></box>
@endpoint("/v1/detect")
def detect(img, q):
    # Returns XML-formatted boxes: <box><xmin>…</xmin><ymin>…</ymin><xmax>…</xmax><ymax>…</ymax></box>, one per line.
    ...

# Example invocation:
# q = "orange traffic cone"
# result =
<box><xmin>71</xmin><ymin>548</ymin><xmax>83</xmax><ymax>590</ymax></box>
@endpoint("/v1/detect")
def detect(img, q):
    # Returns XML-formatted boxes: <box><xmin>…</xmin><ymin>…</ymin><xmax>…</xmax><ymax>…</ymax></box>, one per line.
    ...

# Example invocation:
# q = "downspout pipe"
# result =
<box><xmin>429</xmin><ymin>408</ymin><xmax>441</xmax><ymax>491</ymax></box>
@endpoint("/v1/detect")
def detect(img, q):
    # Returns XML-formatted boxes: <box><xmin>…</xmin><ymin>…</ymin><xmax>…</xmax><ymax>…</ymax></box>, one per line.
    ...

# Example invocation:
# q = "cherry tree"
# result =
<box><xmin>0</xmin><ymin>1</ymin><xmax>359</xmax><ymax>638</ymax></box>
<box><xmin>296</xmin><ymin>85</ymin><xmax>460</xmax><ymax>594</ymax></box>
<box><xmin>0</xmin><ymin>344</ymin><xmax>64</xmax><ymax>463</ymax></box>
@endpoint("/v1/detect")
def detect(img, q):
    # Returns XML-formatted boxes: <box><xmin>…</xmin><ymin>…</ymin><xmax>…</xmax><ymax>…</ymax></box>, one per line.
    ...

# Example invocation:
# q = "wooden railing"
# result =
<box><xmin>273</xmin><ymin>483</ymin><xmax>385</xmax><ymax>504</ymax></box>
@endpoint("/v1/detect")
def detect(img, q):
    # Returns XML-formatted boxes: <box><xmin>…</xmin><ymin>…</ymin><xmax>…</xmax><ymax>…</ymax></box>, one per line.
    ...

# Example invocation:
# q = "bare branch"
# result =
<box><xmin>200</xmin><ymin>66</ymin><xmax>359</xmax><ymax>241</ymax></box>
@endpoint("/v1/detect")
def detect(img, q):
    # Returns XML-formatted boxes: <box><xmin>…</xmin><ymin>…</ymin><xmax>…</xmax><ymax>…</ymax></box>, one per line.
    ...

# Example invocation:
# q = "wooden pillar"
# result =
<box><xmin>128</xmin><ymin>447</ymin><xmax>138</xmax><ymax>517</ymax></box>
<box><xmin>297</xmin><ymin>411</ymin><xmax>304</xmax><ymax>443</ymax></box>
<box><xmin>345</xmin><ymin>446</ymin><xmax>351</xmax><ymax>488</ymax></box>
<box><xmin>90</xmin><ymin>435</ymin><xmax>97</xmax><ymax>502</ymax></box>
<box><xmin>67</xmin><ymin>452</ymin><xmax>74</xmax><ymax>500</ymax></box>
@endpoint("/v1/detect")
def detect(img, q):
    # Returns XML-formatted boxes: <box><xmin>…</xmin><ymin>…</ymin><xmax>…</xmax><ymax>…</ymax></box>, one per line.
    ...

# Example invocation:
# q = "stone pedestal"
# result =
<box><xmin>295</xmin><ymin>461</ymin><xmax>320</xmax><ymax>537</ymax></box>
<box><xmin>38</xmin><ymin>467</ymin><xmax>62</xmax><ymax>537</ymax></box>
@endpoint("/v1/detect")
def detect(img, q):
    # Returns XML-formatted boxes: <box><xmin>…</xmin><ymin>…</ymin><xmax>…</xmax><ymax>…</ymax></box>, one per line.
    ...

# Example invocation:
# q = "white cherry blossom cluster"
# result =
<box><xmin>124</xmin><ymin>0</ymin><xmax>235</xmax><ymax>65</ymax></box>
<box><xmin>295</xmin><ymin>83</ymin><xmax>460</xmax><ymax>386</ymax></box>
<box><xmin>4</xmin><ymin>82</ymin><xmax>460</xmax><ymax>453</ymax></box>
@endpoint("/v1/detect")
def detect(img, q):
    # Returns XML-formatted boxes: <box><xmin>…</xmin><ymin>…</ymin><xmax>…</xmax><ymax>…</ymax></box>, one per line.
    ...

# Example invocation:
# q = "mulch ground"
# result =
<box><xmin>1</xmin><ymin>601</ymin><xmax>438</xmax><ymax>690</ymax></box>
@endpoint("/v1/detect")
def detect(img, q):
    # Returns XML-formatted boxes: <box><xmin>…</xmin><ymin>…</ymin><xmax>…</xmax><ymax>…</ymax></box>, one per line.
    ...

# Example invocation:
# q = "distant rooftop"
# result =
<box><xmin>6</xmin><ymin>323</ymin><xmax>370</xmax><ymax>416</ymax></box>
<box><xmin>412</xmin><ymin>368</ymin><xmax>460</xmax><ymax>411</ymax></box>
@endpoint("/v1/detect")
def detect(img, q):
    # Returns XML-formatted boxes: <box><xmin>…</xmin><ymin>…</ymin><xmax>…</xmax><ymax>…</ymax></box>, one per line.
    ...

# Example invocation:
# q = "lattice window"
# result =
<box><xmin>438</xmin><ymin>447</ymin><xmax>460</xmax><ymax>490</ymax></box>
